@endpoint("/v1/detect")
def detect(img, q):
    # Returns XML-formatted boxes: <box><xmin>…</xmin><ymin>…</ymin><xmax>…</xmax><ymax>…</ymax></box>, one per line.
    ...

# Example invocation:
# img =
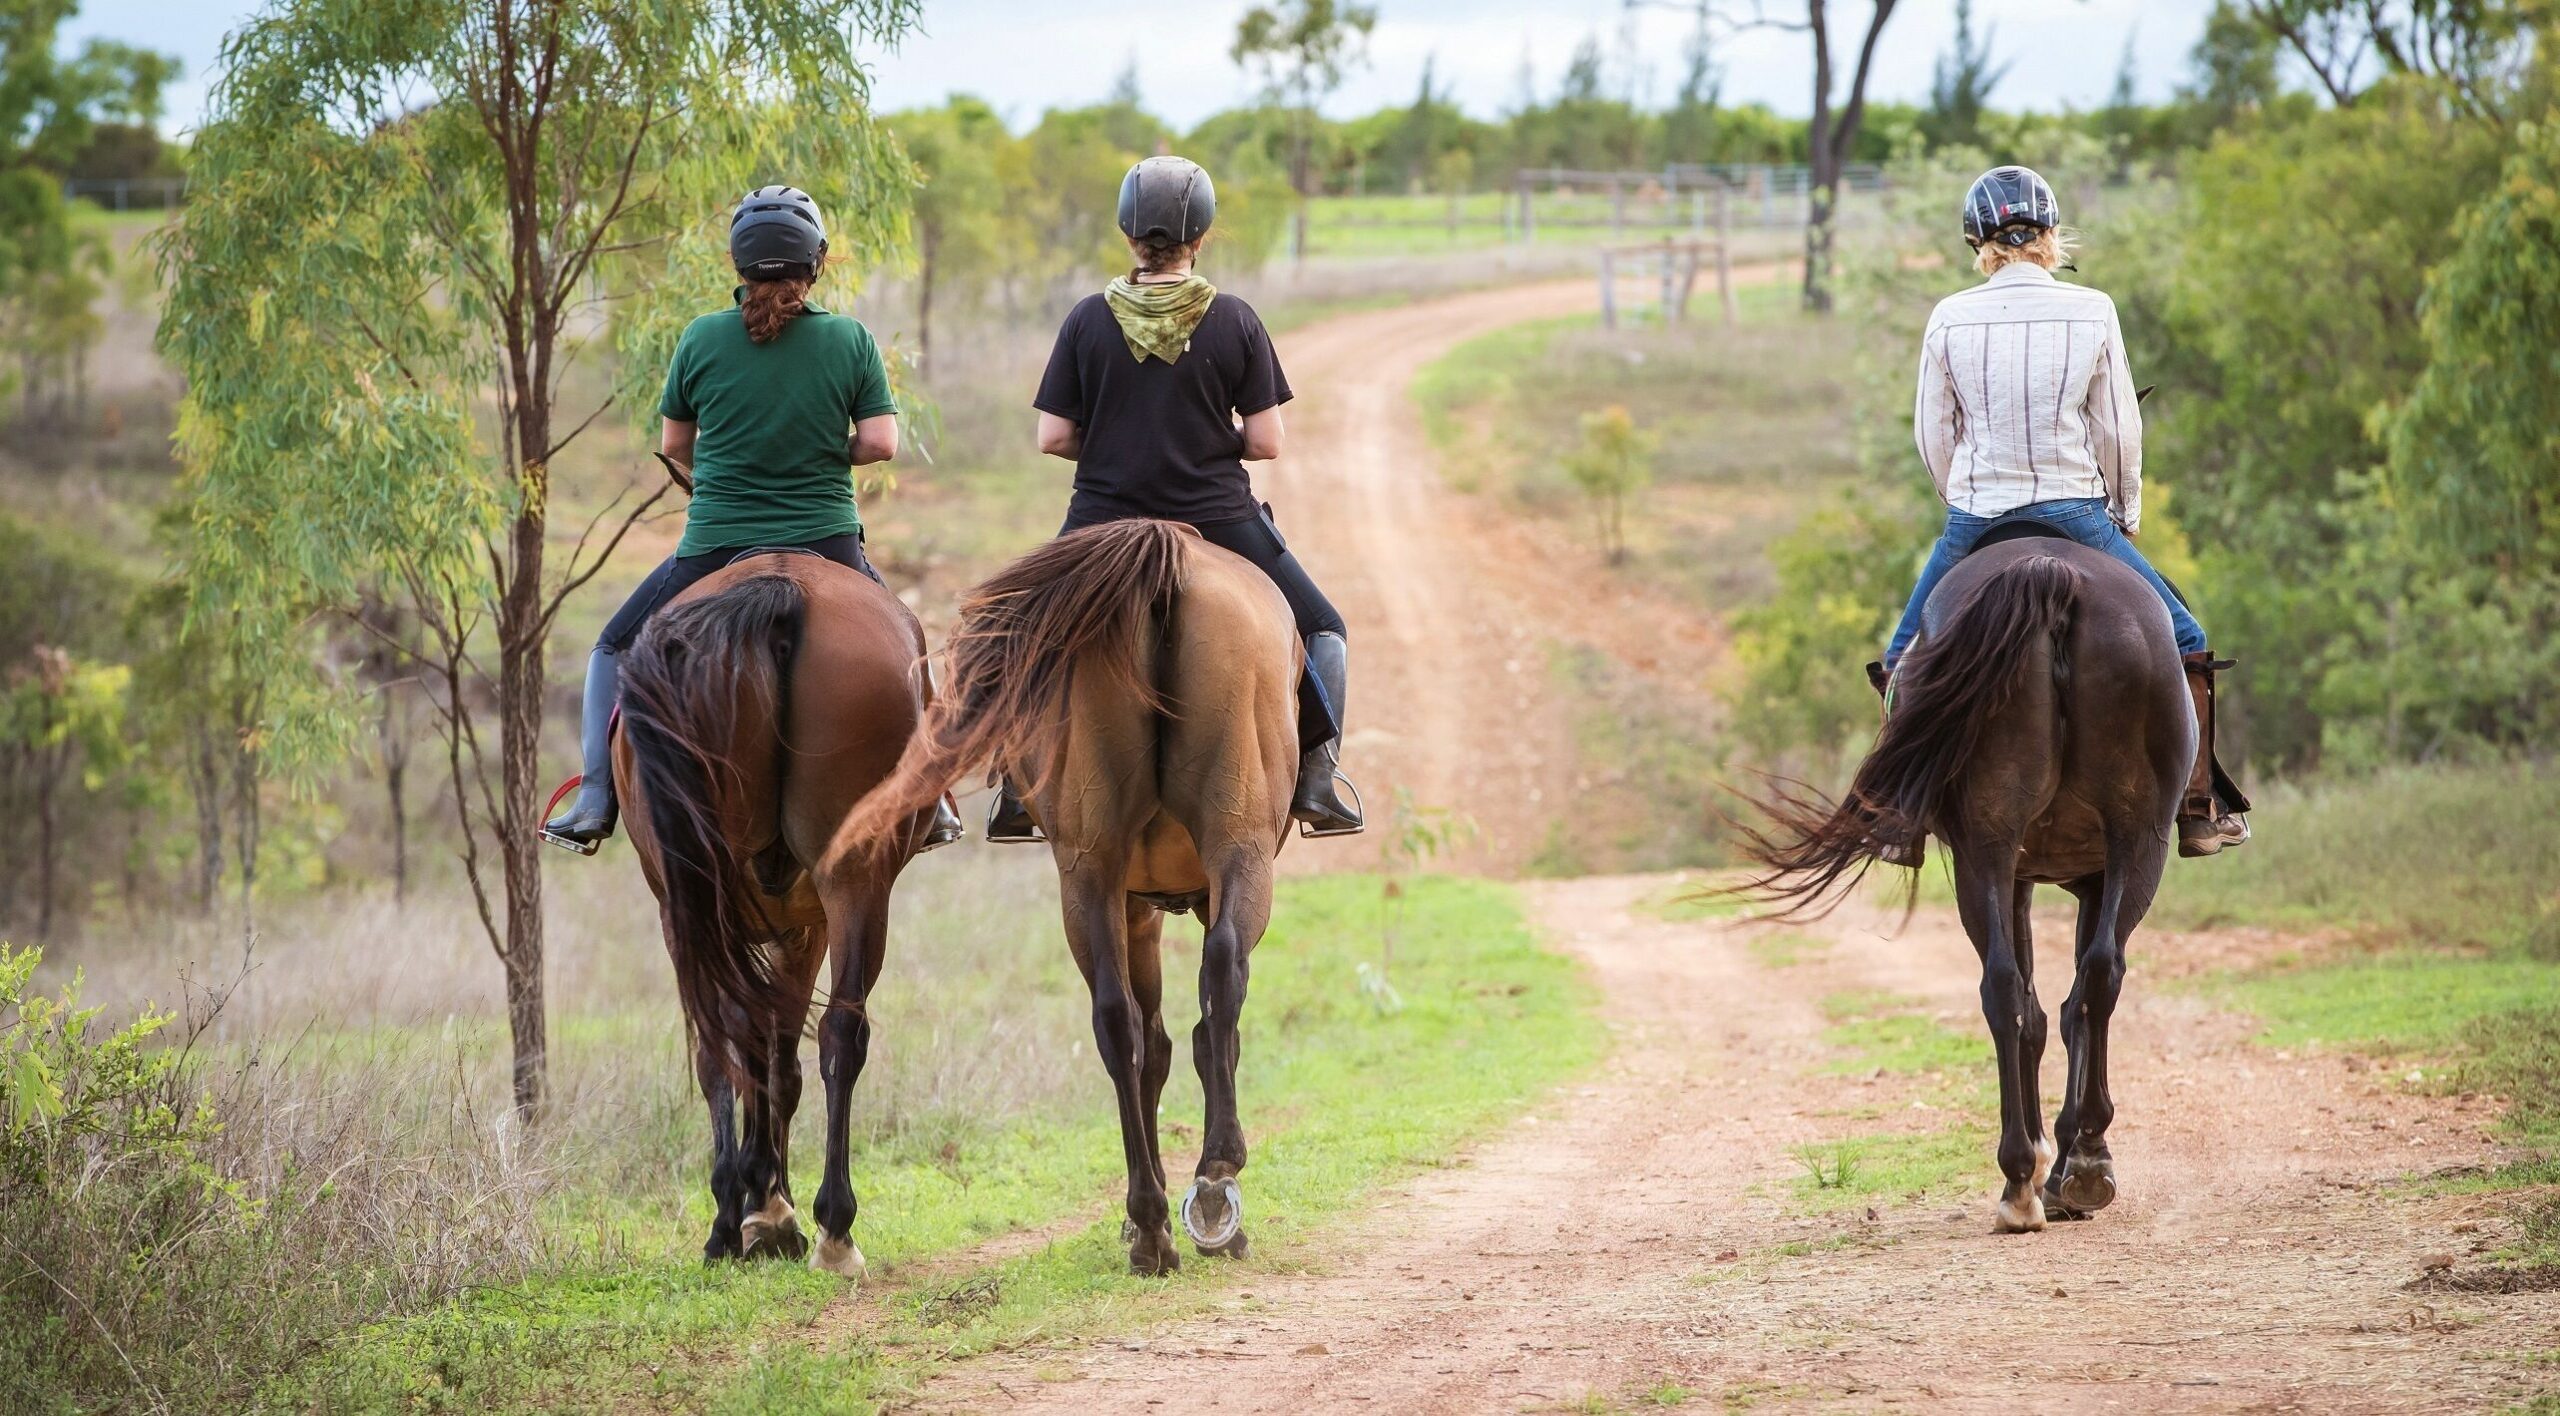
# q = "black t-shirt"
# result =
<box><xmin>1033</xmin><ymin>291</ymin><xmax>1292</xmax><ymax>526</ymax></box>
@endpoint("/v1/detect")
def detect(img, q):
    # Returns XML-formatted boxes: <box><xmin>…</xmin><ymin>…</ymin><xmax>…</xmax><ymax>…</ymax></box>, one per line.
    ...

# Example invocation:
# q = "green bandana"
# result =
<box><xmin>1103</xmin><ymin>272</ymin><xmax>1217</xmax><ymax>364</ymax></box>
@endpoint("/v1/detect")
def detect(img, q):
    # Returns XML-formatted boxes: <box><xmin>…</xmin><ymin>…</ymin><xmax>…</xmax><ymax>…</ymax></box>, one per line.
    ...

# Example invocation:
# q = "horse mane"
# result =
<box><xmin>616</xmin><ymin>572</ymin><xmax>806</xmax><ymax>1089</ymax></box>
<box><xmin>835</xmin><ymin>519</ymin><xmax>1196</xmax><ymax>856</ymax></box>
<box><xmin>1728</xmin><ymin>552</ymin><xmax>2085</xmax><ymax>920</ymax></box>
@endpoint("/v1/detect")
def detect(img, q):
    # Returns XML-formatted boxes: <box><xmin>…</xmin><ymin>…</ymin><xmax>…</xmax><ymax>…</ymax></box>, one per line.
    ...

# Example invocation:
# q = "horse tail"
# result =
<box><xmin>1734</xmin><ymin>553</ymin><xmax>2083</xmax><ymax>918</ymax></box>
<box><xmin>836</xmin><ymin>519</ymin><xmax>1193</xmax><ymax>855</ymax></box>
<box><xmin>616</xmin><ymin>573</ymin><xmax>806</xmax><ymax>1087</ymax></box>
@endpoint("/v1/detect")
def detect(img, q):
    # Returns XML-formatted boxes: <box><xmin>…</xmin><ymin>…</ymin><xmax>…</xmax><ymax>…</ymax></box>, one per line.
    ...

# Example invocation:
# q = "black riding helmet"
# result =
<box><xmin>1117</xmin><ymin>156</ymin><xmax>1216</xmax><ymax>245</ymax></box>
<box><xmin>730</xmin><ymin>185</ymin><xmax>828</xmax><ymax>280</ymax></box>
<box><xmin>1962</xmin><ymin>166</ymin><xmax>2058</xmax><ymax>250</ymax></box>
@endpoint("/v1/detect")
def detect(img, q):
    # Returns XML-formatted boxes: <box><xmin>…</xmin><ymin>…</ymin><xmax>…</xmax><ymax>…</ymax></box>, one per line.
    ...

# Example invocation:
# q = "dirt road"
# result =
<box><xmin>1254</xmin><ymin>278</ymin><xmax>1598</xmax><ymax>873</ymax></box>
<box><xmin>912</xmin><ymin>281</ymin><xmax>2556</xmax><ymax>1413</ymax></box>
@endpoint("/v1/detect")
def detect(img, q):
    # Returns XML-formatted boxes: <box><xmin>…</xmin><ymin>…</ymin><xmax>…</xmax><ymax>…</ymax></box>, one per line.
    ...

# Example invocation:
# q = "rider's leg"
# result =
<box><xmin>2049</xmin><ymin>502</ymin><xmax>2249</xmax><ymax>854</ymax></box>
<box><xmin>1880</xmin><ymin>508</ymin><xmax>1995</xmax><ymax>679</ymax></box>
<box><xmin>545</xmin><ymin>554</ymin><xmax>705</xmax><ymax>850</ymax></box>
<box><xmin>1196</xmin><ymin>510</ymin><xmax>1360</xmax><ymax>835</ymax></box>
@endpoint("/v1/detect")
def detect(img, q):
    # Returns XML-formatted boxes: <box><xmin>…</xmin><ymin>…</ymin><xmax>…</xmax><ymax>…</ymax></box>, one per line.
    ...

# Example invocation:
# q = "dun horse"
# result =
<box><xmin>615</xmin><ymin>553</ymin><xmax>948</xmax><ymax>1274</ymax></box>
<box><xmin>839</xmin><ymin>519</ymin><xmax>1300</xmax><ymax>1275</ymax></box>
<box><xmin>1736</xmin><ymin>537</ymin><xmax>2192</xmax><ymax>1232</ymax></box>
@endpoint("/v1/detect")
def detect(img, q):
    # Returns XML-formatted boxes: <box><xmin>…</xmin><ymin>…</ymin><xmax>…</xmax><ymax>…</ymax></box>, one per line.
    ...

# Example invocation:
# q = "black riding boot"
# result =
<box><xmin>985</xmin><ymin>779</ymin><xmax>1043</xmax><ymax>844</ymax></box>
<box><xmin>541</xmin><ymin>648</ymin><xmax>620</xmax><ymax>854</ymax></box>
<box><xmin>918</xmin><ymin>794</ymin><xmax>966</xmax><ymax>852</ymax></box>
<box><xmin>1292</xmin><ymin>631</ymin><xmax>1364</xmax><ymax>837</ymax></box>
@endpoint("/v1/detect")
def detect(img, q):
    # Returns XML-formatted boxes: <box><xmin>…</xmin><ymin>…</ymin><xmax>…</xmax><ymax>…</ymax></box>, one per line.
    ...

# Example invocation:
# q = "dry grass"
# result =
<box><xmin>14</xmin><ymin>840</ymin><xmax>1089</xmax><ymax>1411</ymax></box>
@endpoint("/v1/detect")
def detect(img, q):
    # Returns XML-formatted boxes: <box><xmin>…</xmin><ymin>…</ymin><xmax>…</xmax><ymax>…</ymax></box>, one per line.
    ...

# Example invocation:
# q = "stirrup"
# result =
<box><xmin>1295</xmin><ymin>774</ymin><xmax>1365</xmax><ymax>839</ymax></box>
<box><xmin>539</xmin><ymin>775</ymin><xmax>603</xmax><ymax>857</ymax></box>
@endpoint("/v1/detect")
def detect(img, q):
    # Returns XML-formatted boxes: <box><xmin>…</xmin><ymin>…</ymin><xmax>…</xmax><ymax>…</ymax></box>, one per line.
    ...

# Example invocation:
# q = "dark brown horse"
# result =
<box><xmin>614</xmin><ymin>553</ymin><xmax>949</xmax><ymax>1275</ymax></box>
<box><xmin>1736</xmin><ymin>537</ymin><xmax>2191</xmax><ymax>1232</ymax></box>
<box><xmin>837</xmin><ymin>519</ymin><xmax>1300</xmax><ymax>1275</ymax></box>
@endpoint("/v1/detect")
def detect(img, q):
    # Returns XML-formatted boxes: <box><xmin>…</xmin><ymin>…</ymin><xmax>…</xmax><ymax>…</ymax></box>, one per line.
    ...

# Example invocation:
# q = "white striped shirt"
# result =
<box><xmin>1914</xmin><ymin>263</ymin><xmax>2144</xmax><ymax>533</ymax></box>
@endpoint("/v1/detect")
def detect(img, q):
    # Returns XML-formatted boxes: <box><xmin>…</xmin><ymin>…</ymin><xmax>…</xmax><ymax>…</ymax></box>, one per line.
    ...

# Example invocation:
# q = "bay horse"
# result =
<box><xmin>614</xmin><ymin>553</ymin><xmax>949</xmax><ymax>1275</ymax></box>
<box><xmin>1734</xmin><ymin>536</ymin><xmax>2191</xmax><ymax>1233</ymax></box>
<box><xmin>837</xmin><ymin>519</ymin><xmax>1299</xmax><ymax>1275</ymax></box>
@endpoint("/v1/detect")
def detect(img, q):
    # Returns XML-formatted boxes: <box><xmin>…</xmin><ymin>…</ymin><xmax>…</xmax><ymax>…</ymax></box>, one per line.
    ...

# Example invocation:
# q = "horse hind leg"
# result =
<box><xmin>741</xmin><ymin>928</ymin><xmax>824</xmax><ymax>1262</ymax></box>
<box><xmin>1953</xmin><ymin>844</ymin><xmax>2048</xmax><ymax>1234</ymax></box>
<box><xmin>1183</xmin><ymin>846</ymin><xmax>1271</xmax><ymax>1260</ymax></box>
<box><xmin>809</xmin><ymin>889</ymin><xmax>889</xmax><ymax>1280</ymax></box>
<box><xmin>2049</xmin><ymin>844</ymin><xmax>2155</xmax><ymax>1218</ymax></box>
<box><xmin>1065</xmin><ymin>866</ymin><xmax>1178</xmax><ymax>1276</ymax></box>
<box><xmin>2013</xmin><ymin>876</ymin><xmax>2057</xmax><ymax>1207</ymax></box>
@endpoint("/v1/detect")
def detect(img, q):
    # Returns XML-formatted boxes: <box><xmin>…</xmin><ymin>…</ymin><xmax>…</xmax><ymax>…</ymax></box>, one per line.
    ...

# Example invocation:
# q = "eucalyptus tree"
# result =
<box><xmin>157</xmin><ymin>0</ymin><xmax>921</xmax><ymax>1117</ymax></box>
<box><xmin>1633</xmin><ymin>0</ymin><xmax>1904</xmax><ymax>312</ymax></box>
<box><xmin>1233</xmin><ymin>0</ymin><xmax>1378</xmax><ymax>262</ymax></box>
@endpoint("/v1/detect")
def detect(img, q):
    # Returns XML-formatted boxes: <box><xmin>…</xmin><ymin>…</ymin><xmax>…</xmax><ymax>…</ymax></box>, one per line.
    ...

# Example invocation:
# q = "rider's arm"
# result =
<box><xmin>1913</xmin><ymin>316</ymin><xmax>1957</xmax><ymax>501</ymax></box>
<box><xmin>1037</xmin><ymin>410</ymin><xmax>1084</xmax><ymax>460</ymax></box>
<box><xmin>850</xmin><ymin>413</ymin><xmax>899</xmax><ymax>466</ymax></box>
<box><xmin>1238</xmin><ymin>406</ymin><xmax>1284</xmax><ymax>462</ymax></box>
<box><xmin>2090</xmin><ymin>306</ymin><xmax>2144</xmax><ymax>534</ymax></box>
<box><xmin>661</xmin><ymin>417</ymin><xmax>697</xmax><ymax>468</ymax></box>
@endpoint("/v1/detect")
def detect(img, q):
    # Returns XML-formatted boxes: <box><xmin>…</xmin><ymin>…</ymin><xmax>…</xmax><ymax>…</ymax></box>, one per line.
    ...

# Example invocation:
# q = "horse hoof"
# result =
<box><xmin>2058</xmin><ymin>1164</ymin><xmax>2117</xmax><ymax>1215</ymax></box>
<box><xmin>1994</xmin><ymin>1191</ymin><xmax>2047</xmax><ymax>1234</ymax></box>
<box><xmin>1180</xmin><ymin>1176</ymin><xmax>1245</xmax><ymax>1256</ymax></box>
<box><xmin>2038</xmin><ymin>1183</ymin><xmax>2095</xmax><ymax>1222</ymax></box>
<box><xmin>811</xmin><ymin>1234</ymin><xmax>867</xmax><ymax>1280</ymax></box>
<box><xmin>740</xmin><ymin>1197</ymin><xmax>805</xmax><ymax>1261</ymax></box>
<box><xmin>1128</xmin><ymin>1225</ymin><xmax>1181</xmax><ymax>1278</ymax></box>
<box><xmin>703</xmin><ymin>1228</ymin><xmax>743</xmax><ymax>1263</ymax></box>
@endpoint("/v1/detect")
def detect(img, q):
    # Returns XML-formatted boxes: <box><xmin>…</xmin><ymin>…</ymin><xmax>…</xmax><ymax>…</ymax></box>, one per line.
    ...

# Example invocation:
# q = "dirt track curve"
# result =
<box><xmin>910</xmin><ymin>281</ymin><xmax>2556</xmax><ymax>1413</ymax></box>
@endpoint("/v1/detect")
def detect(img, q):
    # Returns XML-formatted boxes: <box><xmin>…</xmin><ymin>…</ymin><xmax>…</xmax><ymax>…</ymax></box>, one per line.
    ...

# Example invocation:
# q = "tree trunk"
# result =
<box><xmin>34</xmin><ymin>740</ymin><xmax>59</xmax><ymax>942</ymax></box>
<box><xmin>191</xmin><ymin>725</ymin><xmax>223</xmax><ymax>915</ymax></box>
<box><xmin>232</xmin><ymin>718</ymin><xmax>261</xmax><ymax>941</ymax></box>
<box><xmin>917</xmin><ymin>235</ymin><xmax>936</xmax><ymax>378</ymax></box>
<box><xmin>1802</xmin><ymin>180</ymin><xmax>1838</xmax><ymax>314</ymax></box>
<box><xmin>382</xmin><ymin>688</ymin><xmax>410</xmax><ymax>907</ymax></box>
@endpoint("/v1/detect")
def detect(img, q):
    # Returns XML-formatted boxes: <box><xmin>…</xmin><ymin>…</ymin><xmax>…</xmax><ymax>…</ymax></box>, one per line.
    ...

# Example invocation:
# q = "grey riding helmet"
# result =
<box><xmin>731</xmin><ymin>185</ymin><xmax>828</xmax><ymax>279</ymax></box>
<box><xmin>1962</xmin><ymin>166</ymin><xmax>2058</xmax><ymax>249</ymax></box>
<box><xmin>1117</xmin><ymin>156</ymin><xmax>1216</xmax><ymax>245</ymax></box>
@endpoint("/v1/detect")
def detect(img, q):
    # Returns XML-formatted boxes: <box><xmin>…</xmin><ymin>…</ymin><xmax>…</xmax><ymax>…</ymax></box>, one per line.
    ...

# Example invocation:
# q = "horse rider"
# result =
<box><xmin>983</xmin><ymin>155</ymin><xmax>1363</xmax><ymax>842</ymax></box>
<box><xmin>1875</xmin><ymin>165</ymin><xmax>2249</xmax><ymax>859</ymax></box>
<box><xmin>542</xmin><ymin>185</ymin><xmax>964</xmax><ymax>854</ymax></box>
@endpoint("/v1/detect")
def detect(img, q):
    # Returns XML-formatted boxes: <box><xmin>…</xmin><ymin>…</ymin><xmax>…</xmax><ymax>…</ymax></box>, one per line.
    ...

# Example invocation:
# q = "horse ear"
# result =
<box><xmin>2135</xmin><ymin>385</ymin><xmax>2156</xmax><ymax>405</ymax></box>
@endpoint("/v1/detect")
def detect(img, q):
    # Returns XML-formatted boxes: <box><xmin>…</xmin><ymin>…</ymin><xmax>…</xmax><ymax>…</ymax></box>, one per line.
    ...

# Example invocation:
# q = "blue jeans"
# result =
<box><xmin>1884</xmin><ymin>497</ymin><xmax>2206</xmax><ymax>671</ymax></box>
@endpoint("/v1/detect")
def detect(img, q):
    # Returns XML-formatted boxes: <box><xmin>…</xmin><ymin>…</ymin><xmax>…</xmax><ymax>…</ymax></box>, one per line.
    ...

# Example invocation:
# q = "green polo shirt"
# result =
<box><xmin>661</xmin><ymin>295</ymin><xmax>898</xmax><ymax>558</ymax></box>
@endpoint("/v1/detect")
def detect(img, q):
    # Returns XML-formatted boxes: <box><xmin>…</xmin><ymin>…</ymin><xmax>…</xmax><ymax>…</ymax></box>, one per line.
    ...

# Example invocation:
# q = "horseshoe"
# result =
<box><xmin>1180</xmin><ymin>1176</ymin><xmax>1244</xmax><ymax>1250</ymax></box>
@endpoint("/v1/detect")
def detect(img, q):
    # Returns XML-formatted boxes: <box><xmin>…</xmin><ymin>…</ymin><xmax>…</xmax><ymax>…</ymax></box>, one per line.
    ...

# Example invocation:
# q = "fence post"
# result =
<box><xmin>1600</xmin><ymin>249</ymin><xmax>1618</xmax><ymax>330</ymax></box>
<box><xmin>1659</xmin><ymin>239</ymin><xmax>1676</xmax><ymax>325</ymax></box>
<box><xmin>1717</xmin><ymin>188</ymin><xmax>1736</xmax><ymax>329</ymax></box>
<box><xmin>1611</xmin><ymin>178</ymin><xmax>1627</xmax><ymax>238</ymax></box>
<box><xmin>1520</xmin><ymin>179</ymin><xmax>1537</xmax><ymax>243</ymax></box>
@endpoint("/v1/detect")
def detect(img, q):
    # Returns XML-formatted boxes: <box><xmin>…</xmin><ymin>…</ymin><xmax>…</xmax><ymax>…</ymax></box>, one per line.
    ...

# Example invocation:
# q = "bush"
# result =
<box><xmin>0</xmin><ymin>946</ymin><xmax>548</xmax><ymax>1411</ymax></box>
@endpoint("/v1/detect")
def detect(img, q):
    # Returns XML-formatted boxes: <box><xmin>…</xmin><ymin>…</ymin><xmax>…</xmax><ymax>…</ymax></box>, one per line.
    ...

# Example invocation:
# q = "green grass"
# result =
<box><xmin>2181</xmin><ymin>764</ymin><xmax>2560</xmax><ymax>1274</ymax></box>
<box><xmin>1784</xmin><ymin>1127</ymin><xmax>1990</xmax><ymax>1215</ymax></box>
<box><xmin>2148</xmin><ymin>763</ymin><xmax>2560</xmax><ymax>954</ymax></box>
<box><xmin>284</xmin><ymin>874</ymin><xmax>1604</xmax><ymax>1411</ymax></box>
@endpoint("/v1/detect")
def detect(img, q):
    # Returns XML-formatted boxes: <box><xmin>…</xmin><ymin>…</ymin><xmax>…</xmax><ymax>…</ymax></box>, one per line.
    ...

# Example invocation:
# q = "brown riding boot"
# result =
<box><xmin>2179</xmin><ymin>651</ymin><xmax>2251</xmax><ymax>858</ymax></box>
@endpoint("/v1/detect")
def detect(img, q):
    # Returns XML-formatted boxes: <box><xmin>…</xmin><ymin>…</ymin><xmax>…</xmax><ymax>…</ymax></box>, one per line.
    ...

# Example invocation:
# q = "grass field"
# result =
<box><xmin>15</xmin><ymin>870</ymin><xmax>1603</xmax><ymax>1412</ymax></box>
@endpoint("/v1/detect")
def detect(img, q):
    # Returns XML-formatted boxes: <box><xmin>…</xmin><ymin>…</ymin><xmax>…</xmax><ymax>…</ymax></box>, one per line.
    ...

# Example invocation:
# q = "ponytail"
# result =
<box><xmin>740</xmin><ymin>274</ymin><xmax>814</xmax><ymax>343</ymax></box>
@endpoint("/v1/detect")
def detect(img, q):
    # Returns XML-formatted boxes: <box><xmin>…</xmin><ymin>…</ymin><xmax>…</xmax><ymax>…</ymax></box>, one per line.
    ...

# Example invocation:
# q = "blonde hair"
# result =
<box><xmin>1974</xmin><ymin>225</ymin><xmax>2079</xmax><ymax>276</ymax></box>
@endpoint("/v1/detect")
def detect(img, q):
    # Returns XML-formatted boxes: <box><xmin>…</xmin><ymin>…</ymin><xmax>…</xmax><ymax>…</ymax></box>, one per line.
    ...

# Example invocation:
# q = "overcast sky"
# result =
<box><xmin>68</xmin><ymin>0</ymin><xmax>2220</xmax><ymax>139</ymax></box>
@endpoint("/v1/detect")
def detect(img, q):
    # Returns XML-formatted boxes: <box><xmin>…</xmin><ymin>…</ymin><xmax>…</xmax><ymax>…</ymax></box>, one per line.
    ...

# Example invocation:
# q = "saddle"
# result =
<box><xmin>1965</xmin><ymin>517</ymin><xmax>2073</xmax><ymax>555</ymax></box>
